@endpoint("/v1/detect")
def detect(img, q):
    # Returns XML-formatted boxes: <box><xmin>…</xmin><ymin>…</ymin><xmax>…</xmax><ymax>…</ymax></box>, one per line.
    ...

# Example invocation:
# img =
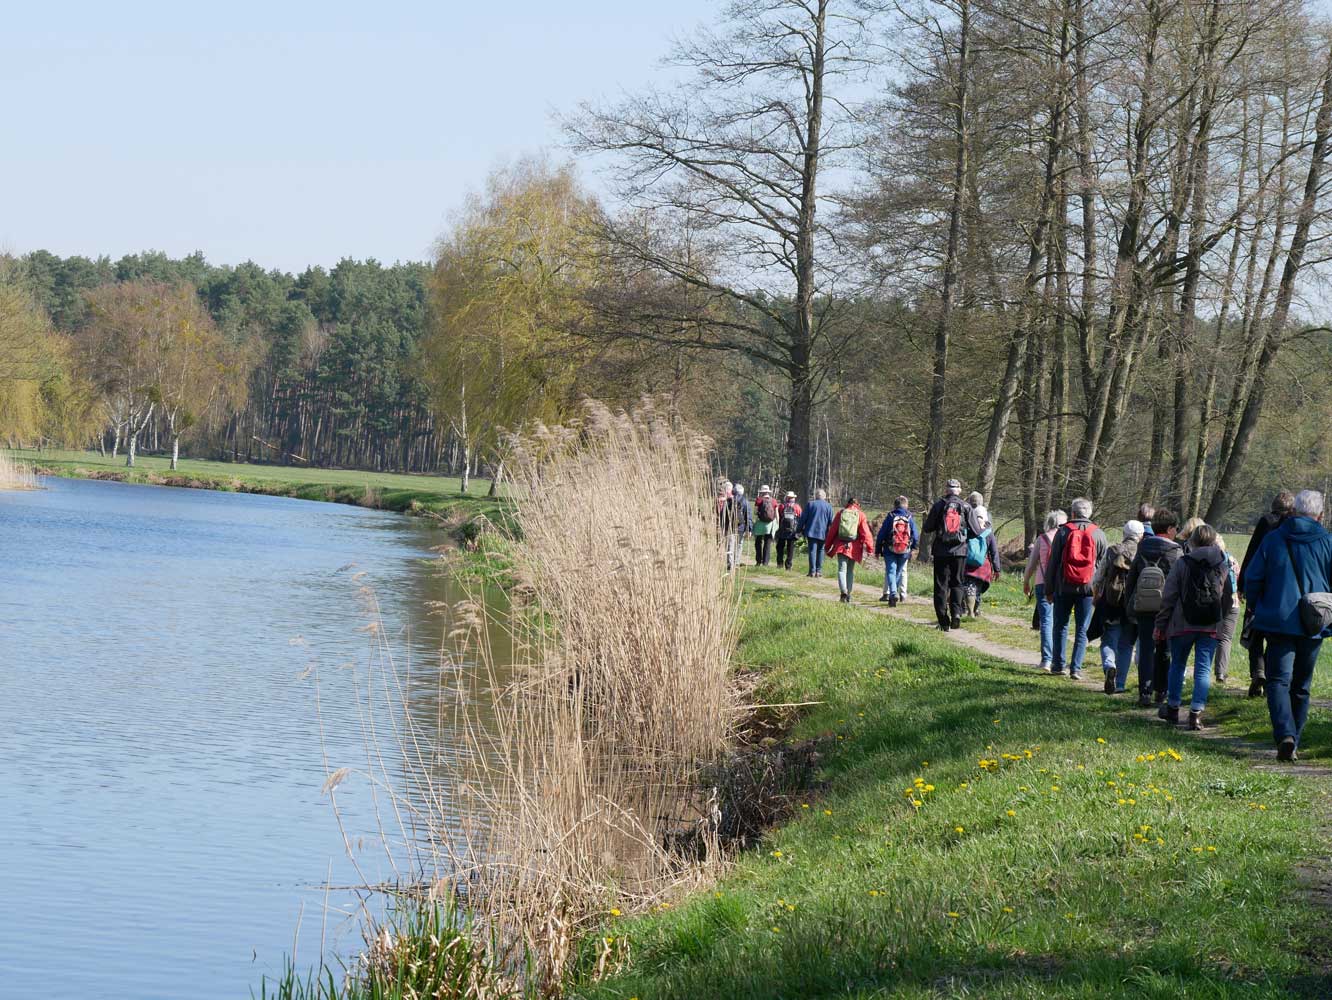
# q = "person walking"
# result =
<box><xmin>1214</xmin><ymin>536</ymin><xmax>1241</xmax><ymax>686</ymax></box>
<box><xmin>775</xmin><ymin>491</ymin><xmax>803</xmax><ymax>571</ymax></box>
<box><xmin>1242</xmin><ymin>489</ymin><xmax>1332</xmax><ymax>761</ymax></box>
<box><xmin>923</xmin><ymin>479</ymin><xmax>984</xmax><ymax>631</ymax></box>
<box><xmin>1023</xmin><ymin>509</ymin><xmax>1068</xmax><ymax>671</ymax></box>
<box><xmin>1125</xmin><ymin>509</ymin><xmax>1182</xmax><ymax>705</ymax></box>
<box><xmin>1153</xmin><ymin>523</ymin><xmax>1232</xmax><ymax>730</ymax></box>
<box><xmin>876</xmin><ymin>495</ymin><xmax>918</xmax><ymax>606</ymax></box>
<box><xmin>1045</xmin><ymin>497</ymin><xmax>1108</xmax><ymax>681</ymax></box>
<box><xmin>825</xmin><ymin>496</ymin><xmax>875</xmax><ymax>603</ymax></box>
<box><xmin>733</xmin><ymin>485</ymin><xmax>753</xmax><ymax>565</ymax></box>
<box><xmin>1093</xmin><ymin>519</ymin><xmax>1143</xmax><ymax>694</ymax></box>
<box><xmin>717</xmin><ymin>479</ymin><xmax>739</xmax><ymax>571</ymax></box>
<box><xmin>752</xmin><ymin>485</ymin><xmax>777</xmax><ymax>567</ymax></box>
<box><xmin>799</xmin><ymin>489</ymin><xmax>834</xmax><ymax>578</ymax></box>
<box><xmin>963</xmin><ymin>504</ymin><xmax>1001</xmax><ymax>616</ymax></box>
<box><xmin>1238</xmin><ymin>490</ymin><xmax>1296</xmax><ymax>698</ymax></box>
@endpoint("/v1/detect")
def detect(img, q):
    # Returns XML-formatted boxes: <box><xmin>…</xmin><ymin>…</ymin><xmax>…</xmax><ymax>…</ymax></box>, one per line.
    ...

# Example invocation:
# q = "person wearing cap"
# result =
<box><xmin>1093</xmin><ymin>519</ymin><xmax>1143</xmax><ymax>694</ymax></box>
<box><xmin>751</xmin><ymin>485</ymin><xmax>778</xmax><ymax>566</ymax></box>
<box><xmin>875</xmin><ymin>495</ymin><xmax>918</xmax><ymax>606</ymax></box>
<box><xmin>775</xmin><ymin>490</ymin><xmax>803</xmax><ymax>571</ymax></box>
<box><xmin>922</xmin><ymin>478</ymin><xmax>985</xmax><ymax>631</ymax></box>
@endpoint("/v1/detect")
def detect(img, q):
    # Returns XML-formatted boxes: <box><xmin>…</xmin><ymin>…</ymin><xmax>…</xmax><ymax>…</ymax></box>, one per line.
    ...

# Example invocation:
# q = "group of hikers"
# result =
<box><xmin>716</xmin><ymin>476</ymin><xmax>1332</xmax><ymax>762</ymax></box>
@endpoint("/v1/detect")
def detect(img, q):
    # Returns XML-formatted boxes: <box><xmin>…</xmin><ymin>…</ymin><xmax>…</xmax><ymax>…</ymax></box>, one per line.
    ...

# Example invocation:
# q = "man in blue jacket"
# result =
<box><xmin>799</xmin><ymin>488</ymin><xmax>834</xmax><ymax>578</ymax></box>
<box><xmin>1243</xmin><ymin>489</ymin><xmax>1332</xmax><ymax>761</ymax></box>
<box><xmin>875</xmin><ymin>495</ymin><xmax>918</xmax><ymax>606</ymax></box>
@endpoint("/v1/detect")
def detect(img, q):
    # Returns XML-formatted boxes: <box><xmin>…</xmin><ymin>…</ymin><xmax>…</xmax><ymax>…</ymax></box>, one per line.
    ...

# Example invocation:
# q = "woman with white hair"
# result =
<box><xmin>1023</xmin><ymin>509</ymin><xmax>1068</xmax><ymax>671</ymax></box>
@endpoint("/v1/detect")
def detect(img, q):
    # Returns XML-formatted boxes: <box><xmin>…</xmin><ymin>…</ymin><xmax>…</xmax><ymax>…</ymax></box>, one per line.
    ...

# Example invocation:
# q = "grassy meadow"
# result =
<box><xmin>5</xmin><ymin>447</ymin><xmax>507</xmax><ymax>526</ymax></box>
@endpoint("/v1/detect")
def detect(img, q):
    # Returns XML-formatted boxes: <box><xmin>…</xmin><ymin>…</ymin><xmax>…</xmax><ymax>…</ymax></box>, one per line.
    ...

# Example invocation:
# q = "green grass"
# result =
<box><xmin>573</xmin><ymin>587</ymin><xmax>1332</xmax><ymax>999</ymax></box>
<box><xmin>7</xmin><ymin>447</ymin><xmax>511</xmax><ymax>527</ymax></box>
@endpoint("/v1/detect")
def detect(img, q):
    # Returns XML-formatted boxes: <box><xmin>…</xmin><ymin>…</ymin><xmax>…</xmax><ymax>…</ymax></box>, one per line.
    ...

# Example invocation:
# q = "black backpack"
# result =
<box><xmin>937</xmin><ymin>498</ymin><xmax>966</xmax><ymax>545</ymax></box>
<box><xmin>1180</xmin><ymin>554</ymin><xmax>1228</xmax><ymax>627</ymax></box>
<box><xmin>779</xmin><ymin>504</ymin><xmax>799</xmax><ymax>537</ymax></box>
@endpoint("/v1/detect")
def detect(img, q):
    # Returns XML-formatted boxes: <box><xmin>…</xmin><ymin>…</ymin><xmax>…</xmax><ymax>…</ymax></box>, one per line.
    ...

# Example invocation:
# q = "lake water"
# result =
<box><xmin>0</xmin><ymin>476</ymin><xmax>492</xmax><ymax>998</ymax></box>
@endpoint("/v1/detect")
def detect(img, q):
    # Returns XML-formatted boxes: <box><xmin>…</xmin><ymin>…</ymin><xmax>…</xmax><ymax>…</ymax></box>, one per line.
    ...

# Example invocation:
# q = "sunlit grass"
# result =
<box><xmin>574</xmin><ymin>589</ymin><xmax>1332</xmax><ymax>999</ymax></box>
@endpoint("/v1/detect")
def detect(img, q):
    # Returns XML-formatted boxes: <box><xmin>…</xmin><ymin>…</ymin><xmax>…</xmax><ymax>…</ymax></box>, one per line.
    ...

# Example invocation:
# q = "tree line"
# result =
<box><xmin>4</xmin><ymin>0</ymin><xmax>1332</xmax><ymax>528</ymax></box>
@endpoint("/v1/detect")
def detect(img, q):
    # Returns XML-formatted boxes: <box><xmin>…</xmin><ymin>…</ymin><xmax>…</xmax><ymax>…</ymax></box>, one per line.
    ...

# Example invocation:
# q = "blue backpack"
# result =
<box><xmin>966</xmin><ymin>528</ymin><xmax>991</xmax><ymax>569</ymax></box>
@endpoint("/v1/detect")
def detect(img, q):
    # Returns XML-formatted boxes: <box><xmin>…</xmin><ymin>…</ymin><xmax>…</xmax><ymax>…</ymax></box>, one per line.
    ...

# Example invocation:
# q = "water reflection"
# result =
<box><xmin>0</xmin><ymin>476</ymin><xmax>510</xmax><ymax>999</ymax></box>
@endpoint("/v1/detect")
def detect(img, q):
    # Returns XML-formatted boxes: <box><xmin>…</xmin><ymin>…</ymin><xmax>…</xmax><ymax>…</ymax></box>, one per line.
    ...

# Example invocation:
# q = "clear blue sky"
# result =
<box><xmin>0</xmin><ymin>0</ymin><xmax>716</xmax><ymax>273</ymax></box>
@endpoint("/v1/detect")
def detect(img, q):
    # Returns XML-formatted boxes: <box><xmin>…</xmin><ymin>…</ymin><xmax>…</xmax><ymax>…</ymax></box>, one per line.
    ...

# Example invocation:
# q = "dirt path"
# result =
<box><xmin>746</xmin><ymin>570</ymin><xmax>1332</xmax><ymax>776</ymax></box>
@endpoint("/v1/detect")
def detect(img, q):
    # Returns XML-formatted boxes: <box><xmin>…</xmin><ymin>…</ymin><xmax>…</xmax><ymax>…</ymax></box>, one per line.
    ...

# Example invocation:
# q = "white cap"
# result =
<box><xmin>1123</xmin><ymin>519</ymin><xmax>1145</xmax><ymax>540</ymax></box>
<box><xmin>759</xmin><ymin>485</ymin><xmax>771</xmax><ymax>494</ymax></box>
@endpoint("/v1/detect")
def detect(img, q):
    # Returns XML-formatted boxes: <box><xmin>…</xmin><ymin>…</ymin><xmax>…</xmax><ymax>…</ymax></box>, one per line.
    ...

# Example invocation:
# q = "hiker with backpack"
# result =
<box><xmin>1044</xmin><ymin>497</ymin><xmax>1108</xmax><ymax>680</ymax></box>
<box><xmin>1023</xmin><ymin>509</ymin><xmax>1068</xmax><ymax>671</ymax></box>
<box><xmin>923</xmin><ymin>478</ymin><xmax>985</xmax><ymax>631</ymax></box>
<box><xmin>825</xmin><ymin>496</ymin><xmax>875</xmax><ymax>603</ymax></box>
<box><xmin>1242</xmin><ymin>489</ymin><xmax>1332</xmax><ymax>761</ymax></box>
<box><xmin>1125</xmin><ymin>508</ymin><xmax>1182</xmax><ymax>705</ymax></box>
<box><xmin>875</xmin><ymin>495</ymin><xmax>918</xmax><ymax>606</ymax></box>
<box><xmin>963</xmin><ymin>504</ymin><xmax>1001</xmax><ymax>617</ymax></box>
<box><xmin>799</xmin><ymin>489</ymin><xmax>835</xmax><ymax>578</ymax></box>
<box><xmin>732</xmin><ymin>485</ymin><xmax>753</xmax><ymax>564</ymax></box>
<box><xmin>775</xmin><ymin>491</ymin><xmax>803</xmax><ymax>571</ymax></box>
<box><xmin>752</xmin><ymin>486</ymin><xmax>778</xmax><ymax>567</ymax></box>
<box><xmin>1093</xmin><ymin>519</ymin><xmax>1143</xmax><ymax>695</ymax></box>
<box><xmin>1152</xmin><ymin>522</ymin><xmax>1233</xmax><ymax>730</ymax></box>
<box><xmin>1238</xmin><ymin>490</ymin><xmax>1296</xmax><ymax>698</ymax></box>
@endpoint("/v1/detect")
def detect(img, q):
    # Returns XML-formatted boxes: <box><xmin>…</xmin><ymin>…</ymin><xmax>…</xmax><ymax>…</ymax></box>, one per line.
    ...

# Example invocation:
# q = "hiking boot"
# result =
<box><xmin>1038</xmin><ymin>661</ymin><xmax>1052</xmax><ymax>673</ymax></box>
<box><xmin>1070</xmin><ymin>671</ymin><xmax>1083</xmax><ymax>681</ymax></box>
<box><xmin>1158</xmin><ymin>704</ymin><xmax>1180</xmax><ymax>725</ymax></box>
<box><xmin>1153</xmin><ymin>691</ymin><xmax>1166</xmax><ymax>706</ymax></box>
<box><xmin>1104</xmin><ymin>668</ymin><xmax>1117</xmax><ymax>695</ymax></box>
<box><xmin>1137</xmin><ymin>693</ymin><xmax>1152</xmax><ymax>708</ymax></box>
<box><xmin>1278</xmin><ymin>737</ymin><xmax>1297</xmax><ymax>762</ymax></box>
<box><xmin>839</xmin><ymin>593</ymin><xmax>850</xmax><ymax>604</ymax></box>
<box><xmin>879</xmin><ymin>593</ymin><xmax>891</xmax><ymax>602</ymax></box>
<box><xmin>1248</xmin><ymin>678</ymin><xmax>1265</xmax><ymax>699</ymax></box>
<box><xmin>1188</xmin><ymin>710</ymin><xmax>1205</xmax><ymax>731</ymax></box>
<box><xmin>950</xmin><ymin>616</ymin><xmax>962</xmax><ymax>630</ymax></box>
<box><xmin>889</xmin><ymin>594</ymin><xmax>898</xmax><ymax>608</ymax></box>
<box><xmin>1050</xmin><ymin>668</ymin><xmax>1066</xmax><ymax>677</ymax></box>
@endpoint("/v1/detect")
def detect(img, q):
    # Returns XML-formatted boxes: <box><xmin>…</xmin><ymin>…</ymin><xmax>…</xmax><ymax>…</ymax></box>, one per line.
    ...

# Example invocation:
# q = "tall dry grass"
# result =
<box><xmin>308</xmin><ymin>400</ymin><xmax>739</xmax><ymax>997</ymax></box>
<box><xmin>0</xmin><ymin>451</ymin><xmax>37</xmax><ymax>490</ymax></box>
<box><xmin>436</xmin><ymin>399</ymin><xmax>737</xmax><ymax>993</ymax></box>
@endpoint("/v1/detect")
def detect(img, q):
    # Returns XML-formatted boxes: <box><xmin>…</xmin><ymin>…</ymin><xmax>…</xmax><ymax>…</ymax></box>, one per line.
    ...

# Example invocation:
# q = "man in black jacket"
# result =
<box><xmin>1237</xmin><ymin>490</ymin><xmax>1295</xmax><ymax>698</ymax></box>
<box><xmin>923</xmin><ymin>478</ymin><xmax>984</xmax><ymax>631</ymax></box>
<box><xmin>1124</xmin><ymin>508</ymin><xmax>1182</xmax><ymax>705</ymax></box>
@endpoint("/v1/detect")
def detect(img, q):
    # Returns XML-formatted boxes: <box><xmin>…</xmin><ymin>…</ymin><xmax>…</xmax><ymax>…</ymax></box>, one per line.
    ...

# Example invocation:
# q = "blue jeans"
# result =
<box><xmin>1052</xmin><ymin>594</ymin><xmax>1093</xmax><ymax>673</ymax></box>
<box><xmin>1035</xmin><ymin>584</ymin><xmax>1054</xmax><ymax>664</ymax></box>
<box><xmin>807</xmin><ymin>537</ymin><xmax>825</xmax><ymax>575</ymax></box>
<box><xmin>837</xmin><ymin>553</ymin><xmax>857</xmax><ymax>595</ymax></box>
<box><xmin>1167</xmin><ymin>632</ymin><xmax>1217</xmax><ymax>712</ymax></box>
<box><xmin>1265</xmin><ymin>635</ymin><xmax>1322</xmax><ymax>747</ymax></box>
<box><xmin>1101</xmin><ymin>619</ymin><xmax>1137</xmax><ymax>691</ymax></box>
<box><xmin>883</xmin><ymin>551</ymin><xmax>909</xmax><ymax>597</ymax></box>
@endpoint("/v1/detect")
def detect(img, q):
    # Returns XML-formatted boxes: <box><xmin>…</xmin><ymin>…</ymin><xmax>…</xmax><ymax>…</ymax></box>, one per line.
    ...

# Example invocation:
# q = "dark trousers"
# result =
<box><xmin>933</xmin><ymin>555</ymin><xmax>967</xmax><ymax>625</ymax></box>
<box><xmin>775</xmin><ymin>536</ymin><xmax>796</xmax><ymax>569</ymax></box>
<box><xmin>1249</xmin><ymin>629</ymin><xmax>1268</xmax><ymax>682</ymax></box>
<box><xmin>754</xmin><ymin>534</ymin><xmax>772</xmax><ymax>566</ymax></box>
<box><xmin>1135</xmin><ymin>613</ymin><xmax>1169</xmax><ymax>697</ymax></box>
<box><xmin>1265</xmin><ymin>635</ymin><xmax>1322</xmax><ymax>747</ymax></box>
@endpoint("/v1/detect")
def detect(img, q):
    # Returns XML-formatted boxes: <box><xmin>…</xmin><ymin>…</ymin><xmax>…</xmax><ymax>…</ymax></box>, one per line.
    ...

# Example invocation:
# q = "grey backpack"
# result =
<box><xmin>1132</xmin><ymin>556</ymin><xmax>1169</xmax><ymax>615</ymax></box>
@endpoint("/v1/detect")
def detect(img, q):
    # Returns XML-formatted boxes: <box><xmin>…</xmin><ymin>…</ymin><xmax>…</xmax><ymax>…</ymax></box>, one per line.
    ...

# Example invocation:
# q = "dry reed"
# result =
<box><xmin>436</xmin><ymin>399</ymin><xmax>738</xmax><ymax>994</ymax></box>
<box><xmin>316</xmin><ymin>400</ymin><xmax>739</xmax><ymax>997</ymax></box>
<box><xmin>0</xmin><ymin>451</ymin><xmax>38</xmax><ymax>490</ymax></box>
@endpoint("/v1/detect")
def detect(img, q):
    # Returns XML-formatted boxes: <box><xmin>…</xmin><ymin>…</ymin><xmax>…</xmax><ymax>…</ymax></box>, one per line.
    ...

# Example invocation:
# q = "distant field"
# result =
<box><xmin>4</xmin><ymin>448</ymin><xmax>508</xmax><ymax>526</ymax></box>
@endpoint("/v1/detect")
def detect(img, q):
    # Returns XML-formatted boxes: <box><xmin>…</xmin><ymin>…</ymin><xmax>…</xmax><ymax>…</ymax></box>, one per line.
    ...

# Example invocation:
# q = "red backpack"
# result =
<box><xmin>939</xmin><ymin>499</ymin><xmax>965</xmax><ymax>544</ymax></box>
<box><xmin>1061</xmin><ymin>523</ymin><xmax>1098</xmax><ymax>587</ymax></box>
<box><xmin>889</xmin><ymin>515</ymin><xmax>912</xmax><ymax>555</ymax></box>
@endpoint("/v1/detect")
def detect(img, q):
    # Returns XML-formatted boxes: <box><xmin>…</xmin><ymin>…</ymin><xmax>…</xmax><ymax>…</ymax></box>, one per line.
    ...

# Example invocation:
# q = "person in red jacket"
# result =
<box><xmin>825</xmin><ymin>496</ymin><xmax>875</xmax><ymax>603</ymax></box>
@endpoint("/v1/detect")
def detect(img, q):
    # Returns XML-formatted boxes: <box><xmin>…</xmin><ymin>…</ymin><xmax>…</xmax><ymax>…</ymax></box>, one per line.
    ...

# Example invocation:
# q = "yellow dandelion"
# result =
<box><xmin>1002</xmin><ymin>906</ymin><xmax>1014</xmax><ymax>913</ymax></box>
<box><xmin>1006</xmin><ymin>809</ymin><xmax>1016</xmax><ymax>817</ymax></box>
<box><xmin>771</xmin><ymin>850</ymin><xmax>783</xmax><ymax>858</ymax></box>
<box><xmin>823</xmin><ymin>809</ymin><xmax>833</xmax><ymax>816</ymax></box>
<box><xmin>1206</xmin><ymin>846</ymin><xmax>1217</xmax><ymax>853</ymax></box>
<box><xmin>946</xmin><ymin>911</ymin><xmax>960</xmax><ymax>918</ymax></box>
<box><xmin>610</xmin><ymin>908</ymin><xmax>622</xmax><ymax>917</ymax></box>
<box><xmin>954</xmin><ymin>826</ymin><xmax>965</xmax><ymax>834</ymax></box>
<box><xmin>868</xmin><ymin>890</ymin><xmax>880</xmax><ymax>897</ymax></box>
<box><xmin>924</xmin><ymin>784</ymin><xmax>935</xmax><ymax>793</ymax></box>
<box><xmin>1096</xmin><ymin>737</ymin><xmax>1107</xmax><ymax>744</ymax></box>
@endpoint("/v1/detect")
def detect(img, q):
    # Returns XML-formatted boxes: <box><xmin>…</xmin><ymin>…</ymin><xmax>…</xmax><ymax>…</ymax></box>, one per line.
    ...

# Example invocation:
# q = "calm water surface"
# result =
<box><xmin>0</xmin><ymin>476</ymin><xmax>493</xmax><ymax>998</ymax></box>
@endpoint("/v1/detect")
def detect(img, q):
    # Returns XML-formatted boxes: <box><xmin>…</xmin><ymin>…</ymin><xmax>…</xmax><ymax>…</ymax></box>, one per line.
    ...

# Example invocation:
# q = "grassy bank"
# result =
<box><xmin>573</xmin><ymin>583</ymin><xmax>1332</xmax><ymax>999</ymax></box>
<box><xmin>7</xmin><ymin>448</ymin><xmax>510</xmax><ymax>530</ymax></box>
